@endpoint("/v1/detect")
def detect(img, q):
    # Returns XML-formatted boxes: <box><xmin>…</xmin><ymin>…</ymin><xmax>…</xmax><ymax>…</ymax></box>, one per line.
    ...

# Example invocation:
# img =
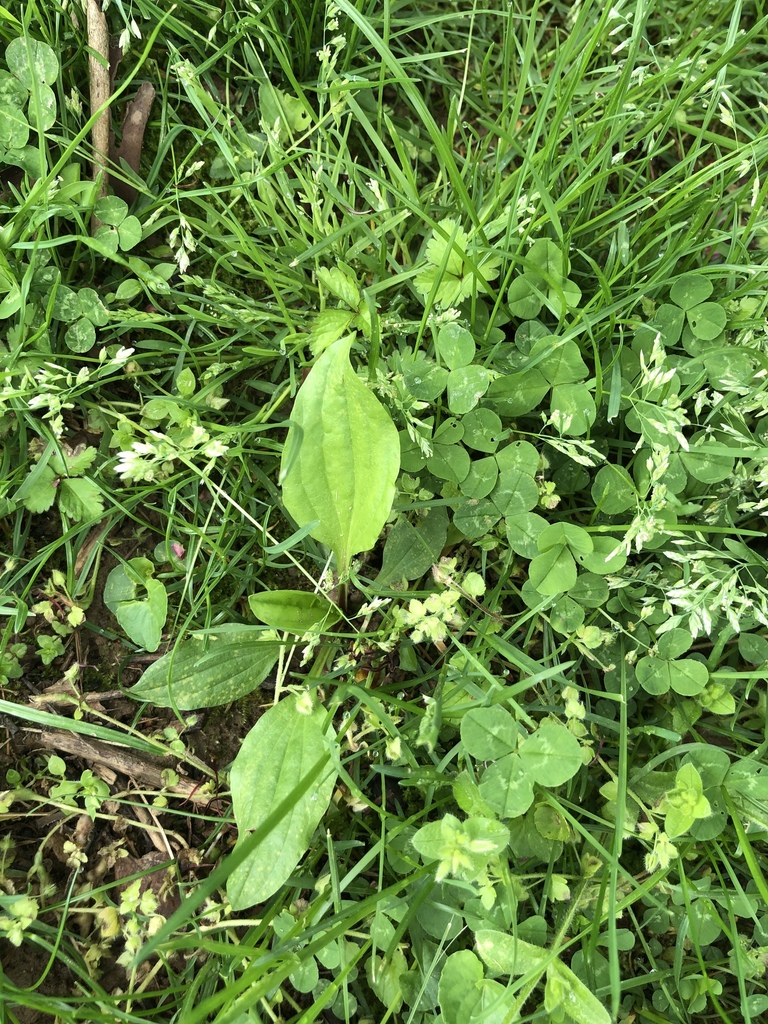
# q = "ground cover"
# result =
<box><xmin>2</xmin><ymin>0</ymin><xmax>768</xmax><ymax>1021</ymax></box>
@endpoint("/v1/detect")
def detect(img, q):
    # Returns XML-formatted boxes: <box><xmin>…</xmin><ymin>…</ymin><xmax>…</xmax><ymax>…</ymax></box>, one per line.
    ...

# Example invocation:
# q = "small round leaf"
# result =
<box><xmin>687</xmin><ymin>302</ymin><xmax>726</xmax><ymax>340</ymax></box>
<box><xmin>670</xmin><ymin>273</ymin><xmax>713</xmax><ymax>309</ymax></box>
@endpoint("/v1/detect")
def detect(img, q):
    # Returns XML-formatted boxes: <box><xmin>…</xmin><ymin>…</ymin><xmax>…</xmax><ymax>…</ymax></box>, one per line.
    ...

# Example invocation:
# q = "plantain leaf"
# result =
<box><xmin>128</xmin><ymin>626</ymin><xmax>280</xmax><ymax>709</ymax></box>
<box><xmin>248</xmin><ymin>589</ymin><xmax>340</xmax><ymax>632</ymax></box>
<box><xmin>280</xmin><ymin>337</ymin><xmax>400</xmax><ymax>572</ymax></box>
<box><xmin>227</xmin><ymin>693</ymin><xmax>338</xmax><ymax>909</ymax></box>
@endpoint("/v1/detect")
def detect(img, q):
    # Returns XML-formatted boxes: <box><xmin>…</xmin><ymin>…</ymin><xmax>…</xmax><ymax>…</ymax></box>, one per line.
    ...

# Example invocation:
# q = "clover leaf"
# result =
<box><xmin>508</xmin><ymin>239</ymin><xmax>582</xmax><ymax>319</ymax></box>
<box><xmin>435</xmin><ymin>323</ymin><xmax>494</xmax><ymax>414</ymax></box>
<box><xmin>638</xmin><ymin>273</ymin><xmax>727</xmax><ymax>351</ymax></box>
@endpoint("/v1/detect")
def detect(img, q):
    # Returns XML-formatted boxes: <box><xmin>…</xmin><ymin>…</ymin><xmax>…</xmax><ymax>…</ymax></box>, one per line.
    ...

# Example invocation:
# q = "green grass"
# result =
<box><xmin>2</xmin><ymin>0</ymin><xmax>768</xmax><ymax>1021</ymax></box>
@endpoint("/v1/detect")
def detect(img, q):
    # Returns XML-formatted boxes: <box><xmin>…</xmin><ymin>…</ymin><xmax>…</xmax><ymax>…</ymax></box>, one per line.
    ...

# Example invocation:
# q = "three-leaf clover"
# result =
<box><xmin>434</xmin><ymin>323</ymin><xmax>496</xmax><ymax>415</ymax></box>
<box><xmin>637</xmin><ymin>273</ymin><xmax>727</xmax><ymax>353</ymax></box>
<box><xmin>508</xmin><ymin>239</ymin><xmax>581</xmax><ymax>319</ymax></box>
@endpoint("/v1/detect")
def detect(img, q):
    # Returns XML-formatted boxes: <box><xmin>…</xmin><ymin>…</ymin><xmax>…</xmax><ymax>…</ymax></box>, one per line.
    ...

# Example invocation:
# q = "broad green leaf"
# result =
<box><xmin>78</xmin><ymin>288</ymin><xmax>109</xmax><ymax>326</ymax></box>
<box><xmin>227</xmin><ymin>693</ymin><xmax>337</xmax><ymax>909</ymax></box>
<box><xmin>462</xmin><ymin>408</ymin><xmax>503</xmax><ymax>452</ymax></box>
<box><xmin>657</xmin><ymin>628</ymin><xmax>693</xmax><ymax>660</ymax></box>
<box><xmin>309</xmin><ymin>309</ymin><xmax>355</xmax><ymax>355</ymax></box>
<box><xmin>550</xmin><ymin>594</ymin><xmax>584</xmax><ymax>633</ymax></box>
<box><xmin>538</xmin><ymin>522</ymin><xmax>593</xmax><ymax>556</ymax></box>
<box><xmin>495</xmin><ymin>439</ymin><xmax>539</xmax><ymax>476</ymax></box>
<box><xmin>90</xmin><ymin>226</ymin><xmax>120</xmax><ymax>258</ymax></box>
<box><xmin>176</xmin><ymin>367</ymin><xmax>196</xmax><ymax>398</ymax></box>
<box><xmin>591</xmin><ymin>464</ymin><xmax>636</xmax><ymax>514</ymax></box>
<box><xmin>439</xmin><ymin>951</ymin><xmax>483</xmax><ymax>1024</ymax></box>
<box><xmin>447</xmin><ymin>365</ymin><xmax>493</xmax><ymax>414</ymax></box>
<box><xmin>465</xmin><ymin>979</ymin><xmax>516</xmax><ymax>1023</ymax></box>
<box><xmin>534</xmin><ymin>804</ymin><xmax>572</xmax><ymax>841</ymax></box>
<box><xmin>504</xmin><ymin>512</ymin><xmax>547</xmax><ymax>558</ymax></box>
<box><xmin>491</xmin><ymin>468</ymin><xmax>538</xmax><ymax>516</ymax></box>
<box><xmin>64</xmin><ymin>317</ymin><xmax>96</xmax><ymax>352</ymax></box>
<box><xmin>118</xmin><ymin>217</ymin><xmax>142</xmax><ymax>251</ymax></box>
<box><xmin>518</xmin><ymin>720</ymin><xmax>582</xmax><ymax>787</ymax></box>
<box><xmin>437</xmin><ymin>322</ymin><xmax>475</xmax><ymax>370</ymax></box>
<box><xmin>28</xmin><ymin>81</ymin><xmax>57</xmax><ymax>129</ymax></box>
<box><xmin>52</xmin><ymin>285</ymin><xmax>79</xmax><ymax>322</ymax></box>
<box><xmin>427</xmin><ymin>441</ymin><xmax>471</xmax><ymax>484</ymax></box>
<box><xmin>258</xmin><ymin>83</ymin><xmax>311</xmax><ymax>136</ymax></box>
<box><xmin>375</xmin><ymin>507</ymin><xmax>448</xmax><ymax>587</ymax></box>
<box><xmin>434</xmin><ymin>417</ymin><xmax>464</xmax><ymax>444</ymax></box>
<box><xmin>461</xmin><ymin>706</ymin><xmax>518</xmax><ymax>760</ymax></box>
<box><xmin>17</xmin><ymin>465</ymin><xmax>57</xmax><ymax>514</ymax></box>
<box><xmin>636</xmin><ymin>656</ymin><xmax>708</xmax><ymax>696</ymax></box>
<box><xmin>128</xmin><ymin>627</ymin><xmax>280</xmax><ymax>709</ymax></box>
<box><xmin>399</xmin><ymin>431</ymin><xmax>428</xmax><ymax>472</ymax></box>
<box><xmin>115</xmin><ymin>278</ymin><xmax>143</xmax><ymax>302</ymax></box>
<box><xmin>454</xmin><ymin>498</ymin><xmax>501</xmax><ymax>540</ymax></box>
<box><xmin>526</xmin><ymin>238</ymin><xmax>567</xmax><ymax>283</ymax></box>
<box><xmin>0</xmin><ymin>100</ymin><xmax>28</xmax><ymax>148</ymax></box>
<box><xmin>291</xmin><ymin>956</ymin><xmax>320</xmax><ymax>993</ymax></box>
<box><xmin>528</xmin><ymin>545</ymin><xmax>577</xmax><ymax>595</ymax></box>
<box><xmin>738</xmin><ymin>632</ymin><xmax>768</xmax><ymax>665</ymax></box>
<box><xmin>550</xmin><ymin>383</ymin><xmax>596</xmax><ymax>436</ymax></box>
<box><xmin>479</xmin><ymin>754</ymin><xmax>535</xmax><ymax>818</ymax></box>
<box><xmin>4</xmin><ymin>144</ymin><xmax>46</xmax><ymax>178</ymax></box>
<box><xmin>670</xmin><ymin>273</ymin><xmax>712</xmax><ymax>309</ymax></box>
<box><xmin>486</xmin><ymin>370</ymin><xmax>549</xmax><ymax>416</ymax></box>
<box><xmin>508</xmin><ymin>276</ymin><xmax>542</xmax><ymax>319</ymax></box>
<box><xmin>104</xmin><ymin>559</ymin><xmax>167</xmax><ymax>652</ymax></box>
<box><xmin>317</xmin><ymin>266</ymin><xmax>359</xmax><ymax>309</ymax></box>
<box><xmin>0</xmin><ymin>69</ymin><xmax>27</xmax><ymax>107</ymax></box>
<box><xmin>547</xmin><ymin>276</ymin><xmax>582</xmax><ymax>316</ymax></box>
<box><xmin>687</xmin><ymin>302</ymin><xmax>726</xmax><ymax>340</ymax></box>
<box><xmin>412</xmin><ymin>815</ymin><xmax>509</xmax><ymax>882</ymax></box>
<box><xmin>475</xmin><ymin>929</ymin><xmax>548</xmax><ymax>975</ymax></box>
<box><xmin>664</xmin><ymin>803</ymin><xmax>696</xmax><ymax>839</ymax></box>
<box><xmin>57</xmin><ymin>477</ymin><xmax>104</xmax><ymax>521</ymax></box>
<box><xmin>414</xmin><ymin>265</ymin><xmax>463</xmax><ymax>307</ymax></box>
<box><xmin>280</xmin><ymin>337</ymin><xmax>399</xmax><ymax>573</ymax></box>
<box><xmin>680</xmin><ymin>443</ymin><xmax>733</xmax><ymax>484</ymax></box>
<box><xmin>248</xmin><ymin>590</ymin><xmax>339</xmax><ymax>632</ymax></box>
<box><xmin>530</xmin><ymin>338</ymin><xmax>588</xmax><ymax>386</ymax></box>
<box><xmin>402</xmin><ymin>356</ymin><xmax>449</xmax><ymax>401</ymax></box>
<box><xmin>6</xmin><ymin>37</ymin><xmax>59</xmax><ymax>89</ymax></box>
<box><xmin>425</xmin><ymin>218</ymin><xmax>468</xmax><ymax>277</ymax></box>
<box><xmin>95</xmin><ymin>196</ymin><xmax>129</xmax><ymax>226</ymax></box>
<box><xmin>367</xmin><ymin>950</ymin><xmax>407</xmax><ymax>1013</ymax></box>
<box><xmin>651</xmin><ymin>303</ymin><xmax>686</xmax><ymax>345</ymax></box>
<box><xmin>568</xmin><ymin>572</ymin><xmax>608</xmax><ymax>608</ymax></box>
<box><xmin>461</xmin><ymin>456</ymin><xmax>498</xmax><ymax>499</ymax></box>
<box><xmin>576</xmin><ymin>535</ymin><xmax>627</xmax><ymax>574</ymax></box>
<box><xmin>546</xmin><ymin>958</ymin><xmax>611</xmax><ymax>1024</ymax></box>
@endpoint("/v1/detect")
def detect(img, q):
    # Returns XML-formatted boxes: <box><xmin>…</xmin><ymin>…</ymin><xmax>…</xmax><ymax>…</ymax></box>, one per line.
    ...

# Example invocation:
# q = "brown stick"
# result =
<box><xmin>111</xmin><ymin>82</ymin><xmax>156</xmax><ymax>206</ymax></box>
<box><xmin>87</xmin><ymin>0</ymin><xmax>111</xmax><ymax>212</ymax></box>
<box><xmin>15</xmin><ymin>729</ymin><xmax>218</xmax><ymax>805</ymax></box>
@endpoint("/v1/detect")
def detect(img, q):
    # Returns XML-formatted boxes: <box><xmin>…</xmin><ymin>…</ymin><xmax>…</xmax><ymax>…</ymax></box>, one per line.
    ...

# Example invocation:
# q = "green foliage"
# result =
<box><xmin>227</xmin><ymin>691</ymin><xmax>337</xmax><ymax>909</ymax></box>
<box><xmin>128</xmin><ymin>628</ymin><xmax>280</xmax><ymax>709</ymax></box>
<box><xmin>280</xmin><ymin>336</ymin><xmax>400</xmax><ymax>574</ymax></box>
<box><xmin>104</xmin><ymin>558</ymin><xmax>167</xmax><ymax>652</ymax></box>
<box><xmin>415</xmin><ymin>217</ymin><xmax>501</xmax><ymax>306</ymax></box>
<box><xmin>14</xmin><ymin>445</ymin><xmax>104</xmax><ymax>521</ymax></box>
<box><xmin>507</xmin><ymin>239</ymin><xmax>582</xmax><ymax>320</ymax></box>
<box><xmin>3</xmin><ymin>2</ymin><xmax>768</xmax><ymax>1022</ymax></box>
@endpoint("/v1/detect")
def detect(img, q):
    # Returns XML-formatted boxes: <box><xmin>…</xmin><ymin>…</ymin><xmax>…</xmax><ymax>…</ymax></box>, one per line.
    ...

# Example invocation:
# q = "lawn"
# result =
<box><xmin>2</xmin><ymin>0</ymin><xmax>768</xmax><ymax>1021</ymax></box>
